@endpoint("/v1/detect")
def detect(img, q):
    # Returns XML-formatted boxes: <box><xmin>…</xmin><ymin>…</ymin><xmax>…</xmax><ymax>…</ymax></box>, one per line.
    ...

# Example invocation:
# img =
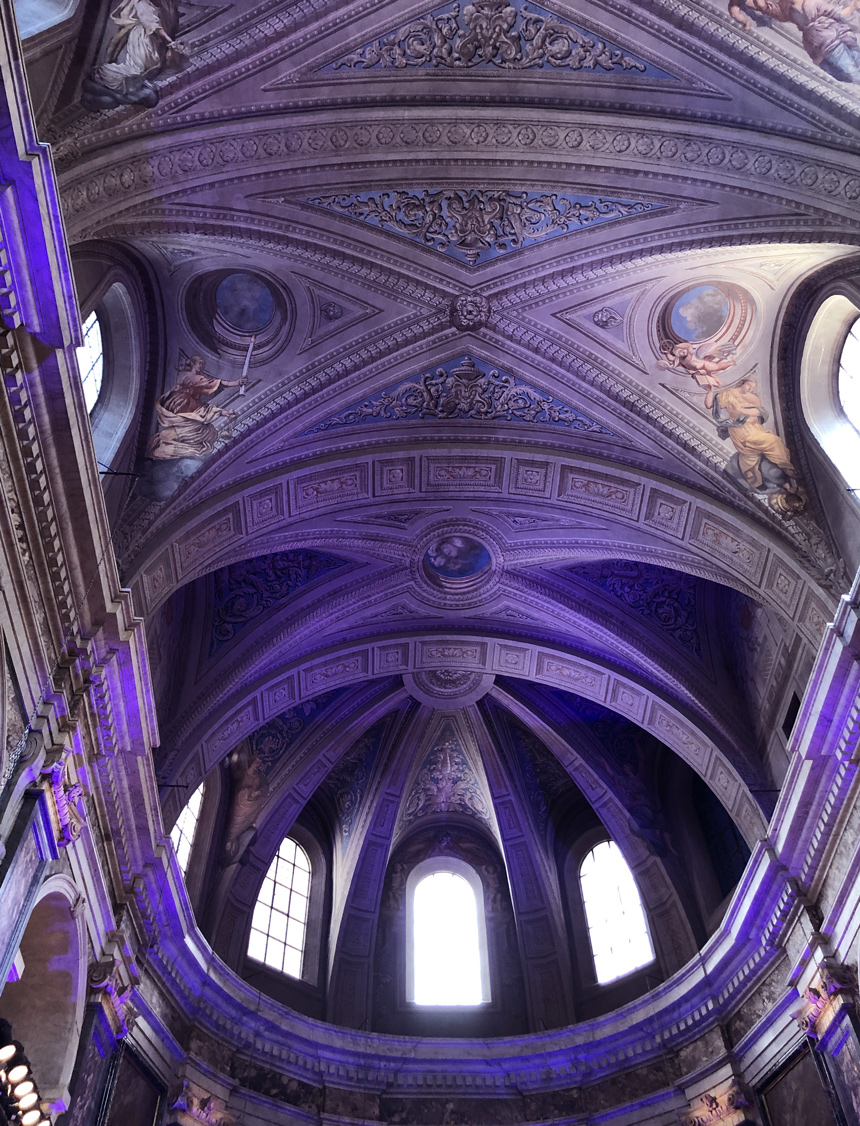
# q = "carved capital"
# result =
<box><xmin>87</xmin><ymin>951</ymin><xmax>139</xmax><ymax>1038</ymax></box>
<box><xmin>679</xmin><ymin>1083</ymin><xmax>752</xmax><ymax>1126</ymax></box>
<box><xmin>169</xmin><ymin>1080</ymin><xmax>237</xmax><ymax>1126</ymax></box>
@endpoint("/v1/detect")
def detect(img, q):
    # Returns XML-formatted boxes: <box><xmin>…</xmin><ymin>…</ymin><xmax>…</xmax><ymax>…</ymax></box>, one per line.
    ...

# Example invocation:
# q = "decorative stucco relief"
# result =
<box><xmin>59</xmin><ymin>120</ymin><xmax>860</xmax><ymax>240</ymax></box>
<box><xmin>568</xmin><ymin>559</ymin><xmax>702</xmax><ymax>657</ymax></box>
<box><xmin>246</xmin><ymin>690</ymin><xmax>348</xmax><ymax>776</ymax></box>
<box><xmin>304</xmin><ymin>355</ymin><xmax>614</xmax><ymax>435</ymax></box>
<box><xmin>302</xmin><ymin>188</ymin><xmax>662</xmax><ymax>265</ymax></box>
<box><xmin>209</xmin><ymin>548</ymin><xmax>349</xmax><ymax>654</ymax></box>
<box><xmin>504</xmin><ymin>717</ymin><xmax>572</xmax><ymax>834</ymax></box>
<box><xmin>325</xmin><ymin>1</ymin><xmax>673</xmax><ymax>76</ymax></box>
<box><xmin>320</xmin><ymin>720</ymin><xmax>387</xmax><ymax>845</ymax></box>
<box><xmin>401</xmin><ymin>725</ymin><xmax>492</xmax><ymax>827</ymax></box>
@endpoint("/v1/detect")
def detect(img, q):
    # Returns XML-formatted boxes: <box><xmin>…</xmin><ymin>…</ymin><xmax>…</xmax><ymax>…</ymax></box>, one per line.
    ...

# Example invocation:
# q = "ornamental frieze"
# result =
<box><xmin>325</xmin><ymin>0</ymin><xmax>673</xmax><ymax>77</ymax></box>
<box><xmin>60</xmin><ymin>121</ymin><xmax>860</xmax><ymax>242</ymax></box>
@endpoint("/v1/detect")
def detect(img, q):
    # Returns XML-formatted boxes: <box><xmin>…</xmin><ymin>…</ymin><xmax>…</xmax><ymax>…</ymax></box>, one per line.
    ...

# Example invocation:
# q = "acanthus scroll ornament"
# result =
<box><xmin>328</xmin><ymin>0</ymin><xmax>659</xmax><ymax>74</ymax></box>
<box><xmin>307</xmin><ymin>356</ymin><xmax>614</xmax><ymax>434</ymax></box>
<box><xmin>306</xmin><ymin>188</ymin><xmax>658</xmax><ymax>265</ymax></box>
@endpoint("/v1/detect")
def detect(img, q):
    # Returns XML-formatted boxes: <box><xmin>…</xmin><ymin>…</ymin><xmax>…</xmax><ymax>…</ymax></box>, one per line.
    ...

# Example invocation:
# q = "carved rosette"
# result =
<box><xmin>405</xmin><ymin>670</ymin><xmax>496</xmax><ymax>707</ymax></box>
<box><xmin>451</xmin><ymin>294</ymin><xmax>490</xmax><ymax>330</ymax></box>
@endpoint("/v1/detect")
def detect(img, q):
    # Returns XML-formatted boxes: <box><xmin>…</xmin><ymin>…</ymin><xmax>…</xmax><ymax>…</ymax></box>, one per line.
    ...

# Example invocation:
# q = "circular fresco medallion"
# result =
<box><xmin>214</xmin><ymin>272</ymin><xmax>276</xmax><ymax>335</ymax></box>
<box><xmin>423</xmin><ymin>535</ymin><xmax>491</xmax><ymax>583</ymax></box>
<box><xmin>669</xmin><ymin>285</ymin><xmax>729</xmax><ymax>343</ymax></box>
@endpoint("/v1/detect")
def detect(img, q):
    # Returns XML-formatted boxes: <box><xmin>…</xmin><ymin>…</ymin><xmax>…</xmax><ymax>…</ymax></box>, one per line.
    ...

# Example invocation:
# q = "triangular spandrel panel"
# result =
<box><xmin>396</xmin><ymin>717</ymin><xmax>496</xmax><ymax>836</ymax></box>
<box><xmin>316</xmin><ymin>1</ymin><xmax>678</xmax><ymax>79</ymax></box>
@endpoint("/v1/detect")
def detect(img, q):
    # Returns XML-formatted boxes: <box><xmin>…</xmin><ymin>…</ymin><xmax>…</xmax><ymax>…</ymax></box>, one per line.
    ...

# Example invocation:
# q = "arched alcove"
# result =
<box><xmin>0</xmin><ymin>880</ymin><xmax>86</xmax><ymax>1112</ymax></box>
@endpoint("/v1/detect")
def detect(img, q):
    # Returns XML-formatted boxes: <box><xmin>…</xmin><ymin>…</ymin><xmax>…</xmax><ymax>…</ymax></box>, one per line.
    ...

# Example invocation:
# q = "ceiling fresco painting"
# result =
<box><xmin>9</xmin><ymin>0</ymin><xmax>860</xmax><ymax>1118</ymax></box>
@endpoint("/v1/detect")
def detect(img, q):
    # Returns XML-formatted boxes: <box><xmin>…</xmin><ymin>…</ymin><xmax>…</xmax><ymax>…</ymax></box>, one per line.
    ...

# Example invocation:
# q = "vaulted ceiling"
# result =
<box><xmin>37</xmin><ymin>0</ymin><xmax>860</xmax><ymax>1030</ymax></box>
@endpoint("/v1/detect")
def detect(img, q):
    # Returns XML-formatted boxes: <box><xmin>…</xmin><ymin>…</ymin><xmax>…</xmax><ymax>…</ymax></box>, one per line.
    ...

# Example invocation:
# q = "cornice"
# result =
<box><xmin>56</xmin><ymin>114</ymin><xmax>860</xmax><ymax>239</ymax></box>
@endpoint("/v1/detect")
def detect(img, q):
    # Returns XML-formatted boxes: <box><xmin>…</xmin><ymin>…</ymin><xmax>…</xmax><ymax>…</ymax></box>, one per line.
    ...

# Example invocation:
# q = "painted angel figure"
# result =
<box><xmin>146</xmin><ymin>355</ymin><xmax>243</xmax><ymax>462</ymax></box>
<box><xmin>658</xmin><ymin>340</ymin><xmax>737</xmax><ymax>406</ymax></box>
<box><xmin>711</xmin><ymin>377</ymin><xmax>805</xmax><ymax>513</ymax></box>
<box><xmin>729</xmin><ymin>0</ymin><xmax>860</xmax><ymax>83</ymax></box>
<box><xmin>82</xmin><ymin>0</ymin><xmax>189</xmax><ymax>110</ymax></box>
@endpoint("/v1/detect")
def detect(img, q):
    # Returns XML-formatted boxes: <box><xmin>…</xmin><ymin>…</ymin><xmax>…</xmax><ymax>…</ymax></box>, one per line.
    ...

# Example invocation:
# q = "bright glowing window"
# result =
<box><xmin>580</xmin><ymin>840</ymin><xmax>654</xmax><ymax>984</ymax></box>
<box><xmin>407</xmin><ymin>860</ymin><xmax>490</xmax><ymax>1006</ymax></box>
<box><xmin>839</xmin><ymin>317</ymin><xmax>860</xmax><ymax>433</ymax></box>
<box><xmin>76</xmin><ymin>310</ymin><xmax>104</xmax><ymax>413</ymax></box>
<box><xmin>248</xmin><ymin>838</ymin><xmax>311</xmax><ymax>979</ymax></box>
<box><xmin>170</xmin><ymin>782</ymin><xmax>203</xmax><ymax>876</ymax></box>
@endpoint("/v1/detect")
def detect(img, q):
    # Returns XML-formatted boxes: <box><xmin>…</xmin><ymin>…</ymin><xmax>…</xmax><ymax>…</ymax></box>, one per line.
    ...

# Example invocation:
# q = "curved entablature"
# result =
<box><xmin>57</xmin><ymin>107</ymin><xmax>860</xmax><ymax>247</ymax></box>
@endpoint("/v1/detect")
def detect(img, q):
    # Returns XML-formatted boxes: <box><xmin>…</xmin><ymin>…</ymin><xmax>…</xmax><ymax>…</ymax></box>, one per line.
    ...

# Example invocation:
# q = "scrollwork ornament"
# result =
<box><xmin>330</xmin><ymin>1</ymin><xmax>653</xmax><ymax>74</ymax></box>
<box><xmin>306</xmin><ymin>188</ymin><xmax>657</xmax><ymax>265</ymax></box>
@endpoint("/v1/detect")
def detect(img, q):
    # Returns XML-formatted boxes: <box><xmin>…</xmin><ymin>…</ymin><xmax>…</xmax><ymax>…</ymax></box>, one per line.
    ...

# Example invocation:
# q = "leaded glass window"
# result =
<box><xmin>248</xmin><ymin>838</ymin><xmax>311</xmax><ymax>979</ymax></box>
<box><xmin>580</xmin><ymin>840</ymin><xmax>654</xmax><ymax>984</ymax></box>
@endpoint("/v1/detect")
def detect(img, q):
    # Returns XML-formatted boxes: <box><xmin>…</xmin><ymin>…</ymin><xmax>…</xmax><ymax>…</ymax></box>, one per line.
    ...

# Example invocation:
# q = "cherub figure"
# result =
<box><xmin>658</xmin><ymin>340</ymin><xmax>737</xmax><ymax>406</ymax></box>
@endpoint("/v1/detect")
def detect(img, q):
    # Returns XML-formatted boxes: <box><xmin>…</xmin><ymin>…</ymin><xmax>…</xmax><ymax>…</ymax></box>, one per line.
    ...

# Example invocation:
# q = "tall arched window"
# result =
<box><xmin>75</xmin><ymin>310</ymin><xmax>104</xmax><ymax>414</ymax></box>
<box><xmin>839</xmin><ymin>317</ymin><xmax>860</xmax><ymax>432</ymax></box>
<box><xmin>406</xmin><ymin>858</ymin><xmax>490</xmax><ymax>1006</ymax></box>
<box><xmin>800</xmin><ymin>292</ymin><xmax>860</xmax><ymax>488</ymax></box>
<box><xmin>248</xmin><ymin>837</ymin><xmax>311</xmax><ymax>978</ymax></box>
<box><xmin>170</xmin><ymin>782</ymin><xmax>203</xmax><ymax>877</ymax></box>
<box><xmin>580</xmin><ymin>840</ymin><xmax>654</xmax><ymax>984</ymax></box>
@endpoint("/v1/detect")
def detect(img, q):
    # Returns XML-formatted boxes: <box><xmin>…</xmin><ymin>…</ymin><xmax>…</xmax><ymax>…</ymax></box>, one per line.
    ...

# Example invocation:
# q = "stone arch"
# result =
<box><xmin>163</xmin><ymin>631</ymin><xmax>768</xmax><ymax>850</ymax></box>
<box><xmin>127</xmin><ymin>443</ymin><xmax>835</xmax><ymax>640</ymax></box>
<box><xmin>0</xmin><ymin>875</ymin><xmax>87</xmax><ymax>1112</ymax></box>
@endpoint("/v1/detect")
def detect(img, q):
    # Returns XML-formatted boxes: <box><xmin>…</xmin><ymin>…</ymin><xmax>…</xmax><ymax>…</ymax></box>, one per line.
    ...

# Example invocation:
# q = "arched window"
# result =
<box><xmin>406</xmin><ymin>858</ymin><xmax>490</xmax><ymax>1006</ymax></box>
<box><xmin>75</xmin><ymin>310</ymin><xmax>104</xmax><ymax>414</ymax></box>
<box><xmin>76</xmin><ymin>280</ymin><xmax>144</xmax><ymax>470</ymax></box>
<box><xmin>170</xmin><ymin>782</ymin><xmax>203</xmax><ymax>877</ymax></box>
<box><xmin>580</xmin><ymin>841</ymin><xmax>654</xmax><ymax>984</ymax></box>
<box><xmin>839</xmin><ymin>316</ymin><xmax>860</xmax><ymax>432</ymax></box>
<box><xmin>248</xmin><ymin>837</ymin><xmax>311</xmax><ymax>979</ymax></box>
<box><xmin>800</xmin><ymin>292</ymin><xmax>860</xmax><ymax>488</ymax></box>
